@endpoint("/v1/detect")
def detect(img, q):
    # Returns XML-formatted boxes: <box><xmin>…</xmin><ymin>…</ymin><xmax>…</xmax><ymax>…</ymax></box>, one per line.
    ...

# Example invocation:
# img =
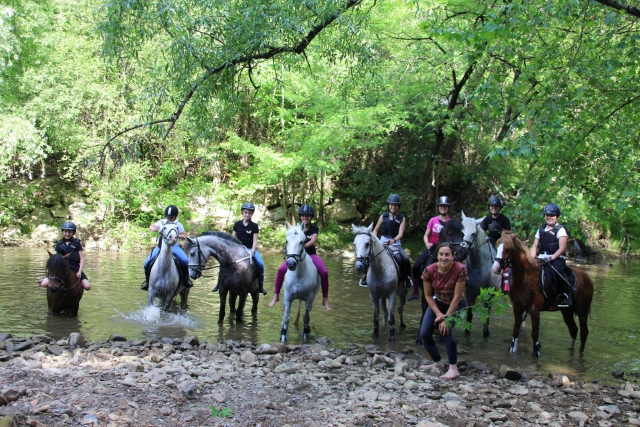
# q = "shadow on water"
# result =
<box><xmin>0</xmin><ymin>247</ymin><xmax>639</xmax><ymax>380</ymax></box>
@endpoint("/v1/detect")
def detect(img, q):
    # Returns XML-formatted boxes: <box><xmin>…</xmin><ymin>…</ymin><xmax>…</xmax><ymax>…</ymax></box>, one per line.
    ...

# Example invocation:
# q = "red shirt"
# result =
<box><xmin>421</xmin><ymin>262</ymin><xmax>468</xmax><ymax>304</ymax></box>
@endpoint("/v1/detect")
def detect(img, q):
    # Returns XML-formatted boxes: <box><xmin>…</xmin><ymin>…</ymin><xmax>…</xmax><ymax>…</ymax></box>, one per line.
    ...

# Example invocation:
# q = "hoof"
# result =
<box><xmin>302</xmin><ymin>333</ymin><xmax>309</xmax><ymax>340</ymax></box>
<box><xmin>400</xmin><ymin>323</ymin><xmax>406</xmax><ymax>329</ymax></box>
<box><xmin>280</xmin><ymin>335</ymin><xmax>287</xmax><ymax>342</ymax></box>
<box><xmin>483</xmin><ymin>330</ymin><xmax>490</xmax><ymax>338</ymax></box>
<box><xmin>389</xmin><ymin>335</ymin><xmax>396</xmax><ymax>342</ymax></box>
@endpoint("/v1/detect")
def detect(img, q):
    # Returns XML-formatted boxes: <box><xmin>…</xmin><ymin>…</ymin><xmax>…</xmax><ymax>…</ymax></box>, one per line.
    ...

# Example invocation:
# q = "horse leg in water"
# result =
<box><xmin>509</xmin><ymin>305</ymin><xmax>526</xmax><ymax>353</ymax></box>
<box><xmin>388</xmin><ymin>292</ymin><xmax>397</xmax><ymax>342</ymax></box>
<box><xmin>302</xmin><ymin>299</ymin><xmax>313</xmax><ymax>340</ymax></box>
<box><xmin>370</xmin><ymin>293</ymin><xmax>380</xmax><ymax>338</ymax></box>
<box><xmin>235</xmin><ymin>293</ymin><xmax>248</xmax><ymax>323</ymax></box>
<box><xmin>529</xmin><ymin>310</ymin><xmax>542</xmax><ymax>357</ymax></box>
<box><xmin>397</xmin><ymin>290</ymin><xmax>407</xmax><ymax>329</ymax></box>
<box><xmin>482</xmin><ymin>302</ymin><xmax>492</xmax><ymax>337</ymax></box>
<box><xmin>250</xmin><ymin>290</ymin><xmax>259</xmax><ymax>314</ymax></box>
<box><xmin>577</xmin><ymin>307</ymin><xmax>590</xmax><ymax>354</ymax></box>
<box><xmin>561</xmin><ymin>308</ymin><xmax>579</xmax><ymax>351</ymax></box>
<box><xmin>218</xmin><ymin>288</ymin><xmax>228</xmax><ymax>325</ymax></box>
<box><xmin>280</xmin><ymin>296</ymin><xmax>293</xmax><ymax>342</ymax></box>
<box><xmin>229</xmin><ymin>292</ymin><xmax>238</xmax><ymax>315</ymax></box>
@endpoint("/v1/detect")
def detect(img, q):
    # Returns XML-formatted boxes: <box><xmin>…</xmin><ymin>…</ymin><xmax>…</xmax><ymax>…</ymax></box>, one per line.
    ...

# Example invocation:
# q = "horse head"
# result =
<box><xmin>351</xmin><ymin>223</ymin><xmax>377</xmax><ymax>275</ymax></box>
<box><xmin>186</xmin><ymin>236</ymin><xmax>208</xmax><ymax>279</ymax></box>
<box><xmin>460</xmin><ymin>211</ymin><xmax>484</xmax><ymax>249</ymax></box>
<box><xmin>493</xmin><ymin>232</ymin><xmax>516</xmax><ymax>274</ymax></box>
<box><xmin>284</xmin><ymin>222</ymin><xmax>307</xmax><ymax>271</ymax></box>
<box><xmin>46</xmin><ymin>253</ymin><xmax>70</xmax><ymax>292</ymax></box>
<box><xmin>160</xmin><ymin>223</ymin><xmax>179</xmax><ymax>247</ymax></box>
<box><xmin>439</xmin><ymin>219</ymin><xmax>466</xmax><ymax>262</ymax></box>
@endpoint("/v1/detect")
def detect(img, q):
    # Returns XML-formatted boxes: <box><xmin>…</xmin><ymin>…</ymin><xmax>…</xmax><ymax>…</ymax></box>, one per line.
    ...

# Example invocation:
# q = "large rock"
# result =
<box><xmin>68</xmin><ymin>332</ymin><xmax>85</xmax><ymax>348</ymax></box>
<box><xmin>30</xmin><ymin>224</ymin><xmax>59</xmax><ymax>244</ymax></box>
<box><xmin>325</xmin><ymin>199</ymin><xmax>360</xmax><ymax>223</ymax></box>
<box><xmin>267</xmin><ymin>206</ymin><xmax>286</xmax><ymax>222</ymax></box>
<box><xmin>49</xmin><ymin>205</ymin><xmax>68</xmax><ymax>219</ymax></box>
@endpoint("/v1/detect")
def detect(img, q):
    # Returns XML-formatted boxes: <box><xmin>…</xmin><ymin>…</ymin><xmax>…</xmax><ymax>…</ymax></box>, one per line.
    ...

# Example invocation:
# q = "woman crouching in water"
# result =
<box><xmin>419</xmin><ymin>242</ymin><xmax>467</xmax><ymax>379</ymax></box>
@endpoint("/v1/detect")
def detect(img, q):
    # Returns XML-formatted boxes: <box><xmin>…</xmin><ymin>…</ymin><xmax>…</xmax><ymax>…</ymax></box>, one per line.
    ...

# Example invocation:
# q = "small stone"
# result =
<box><xmin>47</xmin><ymin>345</ymin><xmax>64</xmax><ymax>356</ymax></box>
<box><xmin>110</xmin><ymin>334</ymin><xmax>127</xmax><ymax>342</ymax></box>
<box><xmin>240</xmin><ymin>350</ymin><xmax>257</xmax><ymax>364</ymax></box>
<box><xmin>31</xmin><ymin>335</ymin><xmax>53</xmax><ymax>344</ymax></box>
<box><xmin>404</xmin><ymin>380</ymin><xmax>419</xmax><ymax>390</ymax></box>
<box><xmin>80</xmin><ymin>414</ymin><xmax>98</xmax><ymax>426</ymax></box>
<box><xmin>363</xmin><ymin>391</ymin><xmax>378</xmax><ymax>401</ymax></box>
<box><xmin>499</xmin><ymin>365</ymin><xmax>522</xmax><ymax>381</ymax></box>
<box><xmin>181</xmin><ymin>382</ymin><xmax>199</xmax><ymax>399</ymax></box>
<box><xmin>264</xmin><ymin>401</ymin><xmax>277</xmax><ymax>410</ymax></box>
<box><xmin>14</xmin><ymin>341</ymin><xmax>32</xmax><ymax>352</ymax></box>
<box><xmin>255</xmin><ymin>344</ymin><xmax>278</xmax><ymax>355</ymax></box>
<box><xmin>213</xmin><ymin>392</ymin><xmax>226</xmax><ymax>403</ymax></box>
<box><xmin>611</xmin><ymin>370</ymin><xmax>624</xmax><ymax>378</ymax></box>
<box><xmin>32</xmin><ymin>405</ymin><xmax>50</xmax><ymax>414</ymax></box>
<box><xmin>183</xmin><ymin>335</ymin><xmax>200</xmax><ymax>346</ymax></box>
<box><xmin>568</xmin><ymin>411</ymin><xmax>589</xmax><ymax>422</ymax></box>
<box><xmin>0</xmin><ymin>333</ymin><xmax>12</xmax><ymax>342</ymax></box>
<box><xmin>274</xmin><ymin>362</ymin><xmax>297</xmax><ymax>374</ymax></box>
<box><xmin>629</xmin><ymin>418</ymin><xmax>640</xmax><ymax>426</ymax></box>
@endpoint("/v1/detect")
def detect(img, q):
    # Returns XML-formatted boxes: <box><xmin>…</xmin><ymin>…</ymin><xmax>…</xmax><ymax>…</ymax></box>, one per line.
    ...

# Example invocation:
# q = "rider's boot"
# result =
<box><xmin>408</xmin><ymin>277</ymin><xmax>420</xmax><ymax>301</ymax></box>
<box><xmin>405</xmin><ymin>276</ymin><xmax>413</xmax><ymax>289</ymax></box>
<box><xmin>358</xmin><ymin>275</ymin><xmax>368</xmax><ymax>287</ymax></box>
<box><xmin>185</xmin><ymin>276</ymin><xmax>193</xmax><ymax>288</ymax></box>
<box><xmin>141</xmin><ymin>281</ymin><xmax>148</xmax><ymax>291</ymax></box>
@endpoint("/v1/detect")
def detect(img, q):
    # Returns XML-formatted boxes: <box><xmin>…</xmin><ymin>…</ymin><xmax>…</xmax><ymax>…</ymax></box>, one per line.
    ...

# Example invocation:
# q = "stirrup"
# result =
<box><xmin>557</xmin><ymin>294</ymin><xmax>572</xmax><ymax>308</ymax></box>
<box><xmin>358</xmin><ymin>276</ymin><xmax>368</xmax><ymax>288</ymax></box>
<box><xmin>141</xmin><ymin>281</ymin><xmax>148</xmax><ymax>291</ymax></box>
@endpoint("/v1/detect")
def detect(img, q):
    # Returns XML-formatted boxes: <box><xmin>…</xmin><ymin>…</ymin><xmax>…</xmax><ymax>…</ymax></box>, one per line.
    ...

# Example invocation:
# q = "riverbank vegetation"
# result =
<box><xmin>1</xmin><ymin>0</ymin><xmax>639</xmax><ymax>254</ymax></box>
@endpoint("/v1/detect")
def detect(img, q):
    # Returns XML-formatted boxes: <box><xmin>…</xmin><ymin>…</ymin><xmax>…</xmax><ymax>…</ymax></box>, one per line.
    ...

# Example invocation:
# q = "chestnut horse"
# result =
<box><xmin>46</xmin><ymin>253</ymin><xmax>84</xmax><ymax>316</ymax></box>
<box><xmin>492</xmin><ymin>234</ymin><xmax>594</xmax><ymax>356</ymax></box>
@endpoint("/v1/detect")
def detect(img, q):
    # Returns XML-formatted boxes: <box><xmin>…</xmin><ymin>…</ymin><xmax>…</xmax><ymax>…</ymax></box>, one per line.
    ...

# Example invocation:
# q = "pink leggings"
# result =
<box><xmin>274</xmin><ymin>254</ymin><xmax>329</xmax><ymax>298</ymax></box>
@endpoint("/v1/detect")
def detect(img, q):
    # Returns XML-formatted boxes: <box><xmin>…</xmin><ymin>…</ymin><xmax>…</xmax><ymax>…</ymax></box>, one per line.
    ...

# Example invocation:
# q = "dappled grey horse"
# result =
<box><xmin>459</xmin><ymin>212</ymin><xmax>502</xmax><ymax>336</ymax></box>
<box><xmin>186</xmin><ymin>231</ymin><xmax>259</xmax><ymax>325</ymax></box>
<box><xmin>148</xmin><ymin>223</ymin><xmax>189</xmax><ymax>310</ymax></box>
<box><xmin>352</xmin><ymin>223</ymin><xmax>408</xmax><ymax>341</ymax></box>
<box><xmin>279</xmin><ymin>222</ymin><xmax>321</xmax><ymax>342</ymax></box>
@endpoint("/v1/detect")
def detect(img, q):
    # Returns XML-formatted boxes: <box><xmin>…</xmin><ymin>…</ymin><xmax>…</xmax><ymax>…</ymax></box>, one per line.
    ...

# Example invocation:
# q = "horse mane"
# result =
<box><xmin>201</xmin><ymin>231</ymin><xmax>244</xmax><ymax>246</ymax></box>
<box><xmin>46</xmin><ymin>254</ymin><xmax>70</xmax><ymax>274</ymax></box>
<box><xmin>502</xmin><ymin>234</ymin><xmax>537</xmax><ymax>266</ymax></box>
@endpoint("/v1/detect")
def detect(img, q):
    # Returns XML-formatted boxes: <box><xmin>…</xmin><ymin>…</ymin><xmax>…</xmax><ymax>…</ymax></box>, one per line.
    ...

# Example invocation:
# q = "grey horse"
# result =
<box><xmin>186</xmin><ymin>231</ymin><xmax>259</xmax><ymax>325</ymax></box>
<box><xmin>459</xmin><ymin>212</ymin><xmax>502</xmax><ymax>336</ymax></box>
<box><xmin>148</xmin><ymin>223</ymin><xmax>189</xmax><ymax>310</ymax></box>
<box><xmin>352</xmin><ymin>223</ymin><xmax>408</xmax><ymax>341</ymax></box>
<box><xmin>279</xmin><ymin>222</ymin><xmax>321</xmax><ymax>342</ymax></box>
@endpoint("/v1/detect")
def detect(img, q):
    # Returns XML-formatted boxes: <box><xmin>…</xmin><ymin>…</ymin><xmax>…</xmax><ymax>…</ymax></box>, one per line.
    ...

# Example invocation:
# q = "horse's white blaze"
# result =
<box><xmin>510</xmin><ymin>337</ymin><xmax>518</xmax><ymax>353</ymax></box>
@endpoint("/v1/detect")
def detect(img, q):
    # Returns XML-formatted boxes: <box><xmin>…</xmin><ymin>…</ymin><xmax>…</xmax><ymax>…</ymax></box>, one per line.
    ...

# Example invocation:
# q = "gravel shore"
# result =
<box><xmin>1</xmin><ymin>332</ymin><xmax>639</xmax><ymax>427</ymax></box>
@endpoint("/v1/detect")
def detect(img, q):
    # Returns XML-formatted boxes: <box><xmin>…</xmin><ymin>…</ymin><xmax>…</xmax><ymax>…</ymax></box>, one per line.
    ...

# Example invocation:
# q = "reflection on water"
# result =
<box><xmin>0</xmin><ymin>247</ymin><xmax>638</xmax><ymax>380</ymax></box>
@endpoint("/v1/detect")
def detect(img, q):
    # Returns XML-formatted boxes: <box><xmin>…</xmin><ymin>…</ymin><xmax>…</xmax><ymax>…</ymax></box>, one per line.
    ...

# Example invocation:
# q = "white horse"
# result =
<box><xmin>279</xmin><ymin>222</ymin><xmax>321</xmax><ymax>342</ymax></box>
<box><xmin>460</xmin><ymin>212</ymin><xmax>503</xmax><ymax>336</ymax></box>
<box><xmin>352</xmin><ymin>223</ymin><xmax>407</xmax><ymax>341</ymax></box>
<box><xmin>148</xmin><ymin>223</ymin><xmax>188</xmax><ymax>310</ymax></box>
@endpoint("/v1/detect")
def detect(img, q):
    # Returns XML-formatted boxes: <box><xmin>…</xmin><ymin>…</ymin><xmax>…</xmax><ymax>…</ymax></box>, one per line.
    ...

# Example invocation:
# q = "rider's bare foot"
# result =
<box><xmin>82</xmin><ymin>280</ymin><xmax>91</xmax><ymax>291</ymax></box>
<box><xmin>322</xmin><ymin>297</ymin><xmax>332</xmax><ymax>311</ymax></box>
<box><xmin>268</xmin><ymin>294</ymin><xmax>280</xmax><ymax>307</ymax></box>
<box><xmin>440</xmin><ymin>366</ymin><xmax>460</xmax><ymax>379</ymax></box>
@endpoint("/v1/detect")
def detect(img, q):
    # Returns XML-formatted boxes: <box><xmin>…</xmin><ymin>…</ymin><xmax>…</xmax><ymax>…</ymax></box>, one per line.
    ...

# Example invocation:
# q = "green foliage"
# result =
<box><xmin>444</xmin><ymin>288</ymin><xmax>511</xmax><ymax>331</ymax></box>
<box><xmin>210</xmin><ymin>406</ymin><xmax>233</xmax><ymax>418</ymax></box>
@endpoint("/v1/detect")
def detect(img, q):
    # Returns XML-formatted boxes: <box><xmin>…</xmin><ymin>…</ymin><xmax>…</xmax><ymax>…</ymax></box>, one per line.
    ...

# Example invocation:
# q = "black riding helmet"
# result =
<box><xmin>164</xmin><ymin>205</ymin><xmax>179</xmax><ymax>217</ymax></box>
<box><xmin>488</xmin><ymin>195</ymin><xmax>503</xmax><ymax>207</ymax></box>
<box><xmin>61</xmin><ymin>221</ymin><xmax>76</xmax><ymax>232</ymax></box>
<box><xmin>542</xmin><ymin>203</ymin><xmax>561</xmax><ymax>216</ymax></box>
<box><xmin>241</xmin><ymin>202</ymin><xmax>256</xmax><ymax>211</ymax></box>
<box><xmin>386</xmin><ymin>194</ymin><xmax>402</xmax><ymax>205</ymax></box>
<box><xmin>436</xmin><ymin>196</ymin><xmax>451</xmax><ymax>207</ymax></box>
<box><xmin>298</xmin><ymin>204</ymin><xmax>315</xmax><ymax>217</ymax></box>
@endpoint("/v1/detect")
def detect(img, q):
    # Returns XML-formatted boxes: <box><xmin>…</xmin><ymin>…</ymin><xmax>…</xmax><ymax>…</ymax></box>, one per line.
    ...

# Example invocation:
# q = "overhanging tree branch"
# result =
<box><xmin>108</xmin><ymin>0</ymin><xmax>364</xmax><ymax>143</ymax></box>
<box><xmin>593</xmin><ymin>0</ymin><xmax>640</xmax><ymax>18</ymax></box>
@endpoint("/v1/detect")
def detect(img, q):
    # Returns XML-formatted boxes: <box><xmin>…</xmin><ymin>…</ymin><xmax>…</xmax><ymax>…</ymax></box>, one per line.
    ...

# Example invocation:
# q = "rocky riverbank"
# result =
<box><xmin>1</xmin><ymin>332</ymin><xmax>639</xmax><ymax>427</ymax></box>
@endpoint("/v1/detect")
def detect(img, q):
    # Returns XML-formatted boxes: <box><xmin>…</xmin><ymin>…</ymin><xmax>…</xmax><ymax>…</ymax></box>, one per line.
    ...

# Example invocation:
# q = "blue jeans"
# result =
<box><xmin>419</xmin><ymin>298</ymin><xmax>466</xmax><ymax>365</ymax></box>
<box><xmin>144</xmin><ymin>244</ymin><xmax>188</xmax><ymax>269</ymax></box>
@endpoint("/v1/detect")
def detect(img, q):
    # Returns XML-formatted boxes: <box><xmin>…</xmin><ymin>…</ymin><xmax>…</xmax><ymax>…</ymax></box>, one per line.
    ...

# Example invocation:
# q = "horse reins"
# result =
<box><xmin>47</xmin><ymin>269</ymin><xmax>81</xmax><ymax>292</ymax></box>
<box><xmin>354</xmin><ymin>232</ymin><xmax>388</xmax><ymax>268</ymax></box>
<box><xmin>188</xmin><ymin>237</ymin><xmax>251</xmax><ymax>278</ymax></box>
<box><xmin>285</xmin><ymin>234</ymin><xmax>307</xmax><ymax>264</ymax></box>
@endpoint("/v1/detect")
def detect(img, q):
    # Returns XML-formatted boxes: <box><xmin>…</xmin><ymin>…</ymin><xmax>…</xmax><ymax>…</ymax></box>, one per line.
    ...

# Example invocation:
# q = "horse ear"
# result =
<box><xmin>285</xmin><ymin>221</ymin><xmax>290</xmax><ymax>229</ymax></box>
<box><xmin>475</xmin><ymin>218</ymin><xmax>483</xmax><ymax>225</ymax></box>
<box><xmin>47</xmin><ymin>250</ymin><xmax>54</xmax><ymax>257</ymax></box>
<box><xmin>351</xmin><ymin>224</ymin><xmax>358</xmax><ymax>234</ymax></box>
<box><xmin>187</xmin><ymin>237</ymin><xmax>196</xmax><ymax>244</ymax></box>
<box><xmin>461</xmin><ymin>211</ymin><xmax>467</xmax><ymax>220</ymax></box>
<box><xmin>367</xmin><ymin>223</ymin><xmax>374</xmax><ymax>232</ymax></box>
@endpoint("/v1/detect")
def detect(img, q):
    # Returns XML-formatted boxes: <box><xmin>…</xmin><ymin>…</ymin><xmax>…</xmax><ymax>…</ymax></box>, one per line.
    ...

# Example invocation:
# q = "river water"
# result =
<box><xmin>0</xmin><ymin>247</ymin><xmax>638</xmax><ymax>381</ymax></box>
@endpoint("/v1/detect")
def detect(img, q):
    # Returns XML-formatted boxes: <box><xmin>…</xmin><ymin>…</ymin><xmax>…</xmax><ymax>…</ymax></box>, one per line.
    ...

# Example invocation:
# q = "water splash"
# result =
<box><xmin>116</xmin><ymin>305</ymin><xmax>199</xmax><ymax>328</ymax></box>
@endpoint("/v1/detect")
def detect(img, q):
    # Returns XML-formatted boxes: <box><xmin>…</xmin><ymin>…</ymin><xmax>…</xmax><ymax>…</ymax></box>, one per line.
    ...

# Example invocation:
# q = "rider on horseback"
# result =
<box><xmin>530</xmin><ymin>203</ymin><xmax>572</xmax><ymax>308</ymax></box>
<box><xmin>270</xmin><ymin>204</ymin><xmax>331</xmax><ymax>310</ymax></box>
<box><xmin>359</xmin><ymin>194</ymin><xmax>412</xmax><ymax>290</ymax></box>
<box><xmin>212</xmin><ymin>202</ymin><xmax>267</xmax><ymax>295</ymax></box>
<box><xmin>409</xmin><ymin>195</ymin><xmax>452</xmax><ymax>300</ymax></box>
<box><xmin>481</xmin><ymin>196</ymin><xmax>512</xmax><ymax>292</ymax></box>
<box><xmin>38</xmin><ymin>221</ymin><xmax>92</xmax><ymax>291</ymax></box>
<box><xmin>141</xmin><ymin>205</ymin><xmax>192</xmax><ymax>290</ymax></box>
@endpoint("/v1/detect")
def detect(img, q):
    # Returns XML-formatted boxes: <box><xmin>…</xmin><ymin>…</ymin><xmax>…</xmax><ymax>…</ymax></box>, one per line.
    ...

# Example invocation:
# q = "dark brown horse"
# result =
<box><xmin>492</xmin><ymin>234</ymin><xmax>594</xmax><ymax>356</ymax></box>
<box><xmin>46</xmin><ymin>252</ymin><xmax>84</xmax><ymax>316</ymax></box>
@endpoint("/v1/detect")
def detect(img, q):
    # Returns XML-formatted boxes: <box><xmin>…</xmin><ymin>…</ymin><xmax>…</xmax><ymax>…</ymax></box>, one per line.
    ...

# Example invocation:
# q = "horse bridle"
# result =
<box><xmin>161</xmin><ymin>224</ymin><xmax>179</xmax><ymax>246</ymax></box>
<box><xmin>461</xmin><ymin>227</ymin><xmax>494</xmax><ymax>256</ymax></box>
<box><xmin>493</xmin><ymin>242</ymin><xmax>513</xmax><ymax>272</ymax></box>
<box><xmin>47</xmin><ymin>267</ymin><xmax>81</xmax><ymax>291</ymax></box>
<box><xmin>188</xmin><ymin>237</ymin><xmax>252</xmax><ymax>278</ymax></box>
<box><xmin>354</xmin><ymin>232</ymin><xmax>387</xmax><ymax>268</ymax></box>
<box><xmin>286</xmin><ymin>233</ymin><xmax>307</xmax><ymax>264</ymax></box>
